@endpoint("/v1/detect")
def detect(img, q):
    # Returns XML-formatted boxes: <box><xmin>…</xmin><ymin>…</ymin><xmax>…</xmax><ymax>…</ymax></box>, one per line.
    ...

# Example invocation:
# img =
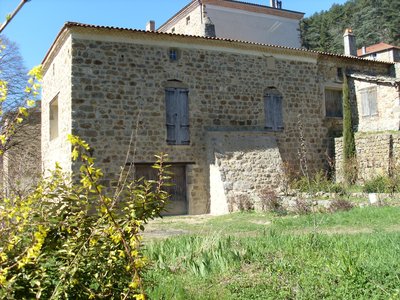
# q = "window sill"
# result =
<box><xmin>325</xmin><ymin>116</ymin><xmax>343</xmax><ymax>119</ymax></box>
<box><xmin>264</xmin><ymin>127</ymin><xmax>284</xmax><ymax>132</ymax></box>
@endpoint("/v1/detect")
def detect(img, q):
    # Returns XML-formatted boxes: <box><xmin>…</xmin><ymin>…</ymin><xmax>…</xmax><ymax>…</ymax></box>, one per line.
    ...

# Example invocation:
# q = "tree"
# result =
<box><xmin>0</xmin><ymin>35</ymin><xmax>40</xmax><ymax>196</ymax></box>
<box><xmin>300</xmin><ymin>0</ymin><xmax>400</xmax><ymax>54</ymax></box>
<box><xmin>342</xmin><ymin>72</ymin><xmax>357</xmax><ymax>184</ymax></box>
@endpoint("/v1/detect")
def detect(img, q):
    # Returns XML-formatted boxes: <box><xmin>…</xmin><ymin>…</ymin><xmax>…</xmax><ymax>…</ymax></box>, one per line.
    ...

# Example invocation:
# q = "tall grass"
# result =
<box><xmin>144</xmin><ymin>207</ymin><xmax>400</xmax><ymax>299</ymax></box>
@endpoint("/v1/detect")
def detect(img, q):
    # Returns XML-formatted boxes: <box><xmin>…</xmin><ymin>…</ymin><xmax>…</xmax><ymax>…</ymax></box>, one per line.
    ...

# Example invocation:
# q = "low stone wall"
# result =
<box><xmin>335</xmin><ymin>132</ymin><xmax>400</xmax><ymax>182</ymax></box>
<box><xmin>206</xmin><ymin>131</ymin><xmax>284</xmax><ymax>214</ymax></box>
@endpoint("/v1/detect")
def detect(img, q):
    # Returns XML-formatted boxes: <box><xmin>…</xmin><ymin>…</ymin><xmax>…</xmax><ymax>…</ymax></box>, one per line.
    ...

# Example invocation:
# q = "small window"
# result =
<box><xmin>337</xmin><ymin>68</ymin><xmax>343</xmax><ymax>81</ymax></box>
<box><xmin>49</xmin><ymin>96</ymin><xmax>59</xmax><ymax>140</ymax></box>
<box><xmin>186</xmin><ymin>16</ymin><xmax>191</xmax><ymax>25</ymax></box>
<box><xmin>165</xmin><ymin>87</ymin><xmax>190</xmax><ymax>145</ymax></box>
<box><xmin>171</xmin><ymin>27</ymin><xmax>175</xmax><ymax>33</ymax></box>
<box><xmin>264</xmin><ymin>88</ymin><xmax>283</xmax><ymax>131</ymax></box>
<box><xmin>169</xmin><ymin>48</ymin><xmax>179</xmax><ymax>61</ymax></box>
<box><xmin>361</xmin><ymin>87</ymin><xmax>377</xmax><ymax>117</ymax></box>
<box><xmin>325</xmin><ymin>89</ymin><xmax>343</xmax><ymax>118</ymax></box>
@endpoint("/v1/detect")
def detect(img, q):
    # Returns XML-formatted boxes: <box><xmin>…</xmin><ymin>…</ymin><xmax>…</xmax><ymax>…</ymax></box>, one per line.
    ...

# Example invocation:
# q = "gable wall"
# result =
<box><xmin>46</xmin><ymin>30</ymin><xmax>392</xmax><ymax>214</ymax></box>
<box><xmin>42</xmin><ymin>36</ymin><xmax>73</xmax><ymax>173</ymax></box>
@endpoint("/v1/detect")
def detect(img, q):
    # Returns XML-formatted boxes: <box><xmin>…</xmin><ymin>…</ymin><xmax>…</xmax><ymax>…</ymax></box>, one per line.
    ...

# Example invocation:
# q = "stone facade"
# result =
<box><xmin>352</xmin><ymin>76</ymin><xmax>400</xmax><ymax>132</ymax></box>
<box><xmin>335</xmin><ymin>132</ymin><xmax>400</xmax><ymax>182</ymax></box>
<box><xmin>41</xmin><ymin>23</ymin><xmax>395</xmax><ymax>214</ymax></box>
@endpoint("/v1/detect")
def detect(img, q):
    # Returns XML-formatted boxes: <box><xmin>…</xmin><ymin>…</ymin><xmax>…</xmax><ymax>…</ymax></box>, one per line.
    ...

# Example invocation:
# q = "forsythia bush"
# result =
<box><xmin>0</xmin><ymin>136</ymin><xmax>170</xmax><ymax>299</ymax></box>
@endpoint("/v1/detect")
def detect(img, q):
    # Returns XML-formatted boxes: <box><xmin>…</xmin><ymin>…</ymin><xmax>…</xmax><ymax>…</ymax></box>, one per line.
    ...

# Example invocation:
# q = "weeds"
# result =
<box><xmin>144</xmin><ymin>207</ymin><xmax>400</xmax><ymax>299</ymax></box>
<box><xmin>228</xmin><ymin>194</ymin><xmax>253</xmax><ymax>212</ymax></box>
<box><xmin>329</xmin><ymin>199</ymin><xmax>354</xmax><ymax>212</ymax></box>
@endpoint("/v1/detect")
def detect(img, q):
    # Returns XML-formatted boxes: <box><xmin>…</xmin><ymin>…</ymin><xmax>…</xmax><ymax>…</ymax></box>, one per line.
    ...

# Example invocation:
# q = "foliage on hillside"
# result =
<box><xmin>300</xmin><ymin>0</ymin><xmax>400</xmax><ymax>54</ymax></box>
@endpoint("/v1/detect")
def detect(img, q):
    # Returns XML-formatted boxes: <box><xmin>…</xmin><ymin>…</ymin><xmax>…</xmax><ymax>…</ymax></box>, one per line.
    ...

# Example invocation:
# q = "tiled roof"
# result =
<box><xmin>357</xmin><ymin>42</ymin><xmax>400</xmax><ymax>56</ymax></box>
<box><xmin>42</xmin><ymin>22</ymin><xmax>395</xmax><ymax>67</ymax></box>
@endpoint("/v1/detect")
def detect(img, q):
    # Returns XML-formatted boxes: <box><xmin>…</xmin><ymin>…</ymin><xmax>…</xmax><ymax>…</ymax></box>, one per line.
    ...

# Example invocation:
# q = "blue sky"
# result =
<box><xmin>1</xmin><ymin>0</ymin><xmax>348</xmax><ymax>70</ymax></box>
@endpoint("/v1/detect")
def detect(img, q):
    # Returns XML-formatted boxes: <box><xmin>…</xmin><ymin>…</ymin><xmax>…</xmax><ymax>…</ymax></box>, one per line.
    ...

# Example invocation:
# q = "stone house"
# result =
<box><xmin>154</xmin><ymin>0</ymin><xmax>304</xmax><ymax>48</ymax></box>
<box><xmin>40</xmin><ymin>19</ymin><xmax>399</xmax><ymax>215</ymax></box>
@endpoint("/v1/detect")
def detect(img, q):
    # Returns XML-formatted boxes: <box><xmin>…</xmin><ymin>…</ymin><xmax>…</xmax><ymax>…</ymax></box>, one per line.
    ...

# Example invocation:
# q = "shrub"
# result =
<box><xmin>258</xmin><ymin>189</ymin><xmax>284</xmax><ymax>214</ymax></box>
<box><xmin>329</xmin><ymin>199</ymin><xmax>354</xmax><ymax>212</ymax></box>
<box><xmin>362</xmin><ymin>175</ymin><xmax>400</xmax><ymax>194</ymax></box>
<box><xmin>0</xmin><ymin>136</ymin><xmax>170</xmax><ymax>299</ymax></box>
<box><xmin>291</xmin><ymin>171</ymin><xmax>345</xmax><ymax>194</ymax></box>
<box><xmin>229</xmin><ymin>194</ymin><xmax>253</xmax><ymax>212</ymax></box>
<box><xmin>293</xmin><ymin>198</ymin><xmax>312</xmax><ymax>215</ymax></box>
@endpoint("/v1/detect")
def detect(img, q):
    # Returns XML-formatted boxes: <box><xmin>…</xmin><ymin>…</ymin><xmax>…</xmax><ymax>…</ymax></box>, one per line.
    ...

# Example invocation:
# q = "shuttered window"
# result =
<box><xmin>325</xmin><ymin>89</ymin><xmax>343</xmax><ymax>118</ymax></box>
<box><xmin>361</xmin><ymin>87</ymin><xmax>377</xmax><ymax>117</ymax></box>
<box><xmin>165</xmin><ymin>88</ymin><xmax>190</xmax><ymax>145</ymax></box>
<box><xmin>264</xmin><ymin>89</ymin><xmax>283</xmax><ymax>131</ymax></box>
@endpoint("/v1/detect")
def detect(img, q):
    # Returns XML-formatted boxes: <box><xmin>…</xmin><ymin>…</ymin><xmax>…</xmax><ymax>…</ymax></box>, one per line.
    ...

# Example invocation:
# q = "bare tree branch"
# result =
<box><xmin>0</xmin><ymin>0</ymin><xmax>31</xmax><ymax>34</ymax></box>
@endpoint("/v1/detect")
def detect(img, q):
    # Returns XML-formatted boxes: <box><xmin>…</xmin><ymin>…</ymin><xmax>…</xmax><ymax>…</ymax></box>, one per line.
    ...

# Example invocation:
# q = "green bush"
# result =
<box><xmin>291</xmin><ymin>171</ymin><xmax>345</xmax><ymax>194</ymax></box>
<box><xmin>362</xmin><ymin>175</ymin><xmax>400</xmax><ymax>193</ymax></box>
<box><xmin>0</xmin><ymin>136</ymin><xmax>170</xmax><ymax>299</ymax></box>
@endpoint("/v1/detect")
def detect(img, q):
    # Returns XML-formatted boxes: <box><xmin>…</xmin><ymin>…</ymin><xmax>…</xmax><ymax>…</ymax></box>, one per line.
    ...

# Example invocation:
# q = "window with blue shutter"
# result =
<box><xmin>264</xmin><ymin>88</ymin><xmax>284</xmax><ymax>131</ymax></box>
<box><xmin>165</xmin><ymin>87</ymin><xmax>190</xmax><ymax>145</ymax></box>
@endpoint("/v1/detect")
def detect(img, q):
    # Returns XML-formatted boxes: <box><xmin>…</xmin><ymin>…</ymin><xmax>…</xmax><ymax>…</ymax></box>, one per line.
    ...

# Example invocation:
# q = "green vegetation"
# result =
<box><xmin>342</xmin><ymin>73</ymin><xmax>357</xmax><ymax>184</ymax></box>
<box><xmin>0</xmin><ymin>136</ymin><xmax>170</xmax><ymax>299</ymax></box>
<box><xmin>144</xmin><ymin>207</ymin><xmax>400</xmax><ymax>299</ymax></box>
<box><xmin>300</xmin><ymin>0</ymin><xmax>400</xmax><ymax>53</ymax></box>
<box><xmin>363</xmin><ymin>174</ymin><xmax>400</xmax><ymax>193</ymax></box>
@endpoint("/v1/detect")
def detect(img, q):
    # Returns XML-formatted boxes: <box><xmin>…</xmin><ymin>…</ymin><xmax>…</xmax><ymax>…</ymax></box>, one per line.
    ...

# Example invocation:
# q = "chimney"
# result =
<box><xmin>270</xmin><ymin>0</ymin><xmax>276</xmax><ymax>8</ymax></box>
<box><xmin>343</xmin><ymin>28</ymin><xmax>357</xmax><ymax>56</ymax></box>
<box><xmin>362</xmin><ymin>46</ymin><xmax>366</xmax><ymax>55</ymax></box>
<box><xmin>146</xmin><ymin>20</ymin><xmax>155</xmax><ymax>31</ymax></box>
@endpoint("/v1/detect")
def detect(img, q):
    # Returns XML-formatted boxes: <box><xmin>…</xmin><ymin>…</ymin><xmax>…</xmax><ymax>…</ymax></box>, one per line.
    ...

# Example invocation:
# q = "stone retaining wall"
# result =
<box><xmin>335</xmin><ymin>132</ymin><xmax>400</xmax><ymax>182</ymax></box>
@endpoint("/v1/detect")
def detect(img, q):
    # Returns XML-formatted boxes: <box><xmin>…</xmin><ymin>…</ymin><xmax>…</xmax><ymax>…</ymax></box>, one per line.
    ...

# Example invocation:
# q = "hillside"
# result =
<box><xmin>300</xmin><ymin>0</ymin><xmax>400</xmax><ymax>54</ymax></box>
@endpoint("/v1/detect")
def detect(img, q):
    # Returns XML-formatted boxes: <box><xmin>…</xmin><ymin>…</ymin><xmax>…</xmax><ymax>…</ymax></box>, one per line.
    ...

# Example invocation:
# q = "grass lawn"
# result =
<box><xmin>143</xmin><ymin>206</ymin><xmax>400</xmax><ymax>299</ymax></box>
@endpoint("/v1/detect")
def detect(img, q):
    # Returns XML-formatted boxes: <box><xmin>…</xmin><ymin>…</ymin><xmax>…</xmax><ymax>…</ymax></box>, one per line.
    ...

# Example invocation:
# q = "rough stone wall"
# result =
<box><xmin>354</xmin><ymin>79</ymin><xmax>400</xmax><ymax>132</ymax></box>
<box><xmin>42</xmin><ymin>28</ymin><xmax>394</xmax><ymax>214</ymax></box>
<box><xmin>42</xmin><ymin>36</ymin><xmax>73</xmax><ymax>173</ymax></box>
<box><xmin>207</xmin><ymin>131</ymin><xmax>283</xmax><ymax>214</ymax></box>
<box><xmin>335</xmin><ymin>132</ymin><xmax>400</xmax><ymax>182</ymax></box>
<box><xmin>67</xmin><ymin>37</ymin><xmax>327</xmax><ymax>214</ymax></box>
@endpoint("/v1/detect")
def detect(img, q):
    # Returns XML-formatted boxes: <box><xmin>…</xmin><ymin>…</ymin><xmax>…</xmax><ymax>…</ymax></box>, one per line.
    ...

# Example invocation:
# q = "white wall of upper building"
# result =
<box><xmin>205</xmin><ymin>4</ymin><xmax>301</xmax><ymax>48</ymax></box>
<box><xmin>159</xmin><ymin>1</ymin><xmax>303</xmax><ymax>48</ymax></box>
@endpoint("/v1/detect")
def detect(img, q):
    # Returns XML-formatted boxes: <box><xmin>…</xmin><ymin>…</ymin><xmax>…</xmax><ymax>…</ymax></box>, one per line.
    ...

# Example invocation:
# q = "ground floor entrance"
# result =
<box><xmin>135</xmin><ymin>163</ymin><xmax>188</xmax><ymax>215</ymax></box>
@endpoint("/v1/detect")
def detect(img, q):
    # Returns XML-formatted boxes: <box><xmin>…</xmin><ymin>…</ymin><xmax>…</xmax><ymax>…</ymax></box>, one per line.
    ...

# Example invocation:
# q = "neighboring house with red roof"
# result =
<box><xmin>357</xmin><ymin>42</ymin><xmax>400</xmax><ymax>62</ymax></box>
<box><xmin>154</xmin><ymin>0</ymin><xmax>304</xmax><ymax>48</ymax></box>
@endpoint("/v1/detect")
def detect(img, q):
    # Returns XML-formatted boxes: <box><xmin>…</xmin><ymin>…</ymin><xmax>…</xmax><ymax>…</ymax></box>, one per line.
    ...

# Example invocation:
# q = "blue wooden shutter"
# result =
<box><xmin>165</xmin><ymin>88</ymin><xmax>177</xmax><ymax>144</ymax></box>
<box><xmin>178</xmin><ymin>89</ymin><xmax>190</xmax><ymax>145</ymax></box>
<box><xmin>264</xmin><ymin>94</ymin><xmax>274</xmax><ymax>129</ymax></box>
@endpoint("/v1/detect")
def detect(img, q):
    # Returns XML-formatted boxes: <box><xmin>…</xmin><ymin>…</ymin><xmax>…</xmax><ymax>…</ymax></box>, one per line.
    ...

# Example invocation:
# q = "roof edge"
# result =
<box><xmin>42</xmin><ymin>22</ymin><xmax>395</xmax><ymax>71</ymax></box>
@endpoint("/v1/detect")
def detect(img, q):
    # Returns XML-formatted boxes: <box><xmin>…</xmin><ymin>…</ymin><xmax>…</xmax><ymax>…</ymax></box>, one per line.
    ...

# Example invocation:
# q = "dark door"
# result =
<box><xmin>135</xmin><ymin>164</ymin><xmax>187</xmax><ymax>216</ymax></box>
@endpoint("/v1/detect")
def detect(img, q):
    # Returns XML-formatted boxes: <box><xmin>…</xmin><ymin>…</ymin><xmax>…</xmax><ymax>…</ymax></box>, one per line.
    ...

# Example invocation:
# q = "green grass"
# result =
<box><xmin>143</xmin><ymin>207</ymin><xmax>400</xmax><ymax>299</ymax></box>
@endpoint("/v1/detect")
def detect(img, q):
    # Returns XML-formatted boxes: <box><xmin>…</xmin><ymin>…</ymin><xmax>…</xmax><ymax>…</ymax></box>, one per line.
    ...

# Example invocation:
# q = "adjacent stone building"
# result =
<box><xmin>156</xmin><ymin>0</ymin><xmax>304</xmax><ymax>48</ymax></box>
<box><xmin>40</xmin><ymin>20</ymin><xmax>398</xmax><ymax>215</ymax></box>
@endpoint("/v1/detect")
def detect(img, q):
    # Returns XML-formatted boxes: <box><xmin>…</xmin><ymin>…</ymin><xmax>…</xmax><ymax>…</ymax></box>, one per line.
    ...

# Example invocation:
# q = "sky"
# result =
<box><xmin>0</xmin><ymin>0</ymin><xmax>348</xmax><ymax>70</ymax></box>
